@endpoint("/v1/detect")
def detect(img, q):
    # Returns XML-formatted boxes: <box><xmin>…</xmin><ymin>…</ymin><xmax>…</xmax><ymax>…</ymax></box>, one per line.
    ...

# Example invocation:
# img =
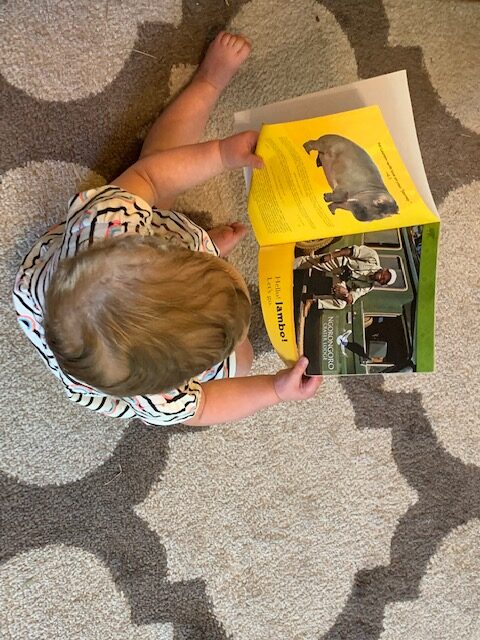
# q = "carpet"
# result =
<box><xmin>1</xmin><ymin>1</ymin><xmax>479</xmax><ymax>638</ymax></box>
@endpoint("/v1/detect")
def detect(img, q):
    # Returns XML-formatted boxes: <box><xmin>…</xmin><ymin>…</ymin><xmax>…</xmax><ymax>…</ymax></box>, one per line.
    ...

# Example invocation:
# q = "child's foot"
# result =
<box><xmin>196</xmin><ymin>32</ymin><xmax>251</xmax><ymax>92</ymax></box>
<box><xmin>209</xmin><ymin>222</ymin><xmax>248</xmax><ymax>256</ymax></box>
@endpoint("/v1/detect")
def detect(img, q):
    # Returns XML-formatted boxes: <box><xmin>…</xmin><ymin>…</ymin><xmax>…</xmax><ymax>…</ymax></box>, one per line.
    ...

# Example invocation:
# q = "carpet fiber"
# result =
<box><xmin>1</xmin><ymin>1</ymin><xmax>480</xmax><ymax>639</ymax></box>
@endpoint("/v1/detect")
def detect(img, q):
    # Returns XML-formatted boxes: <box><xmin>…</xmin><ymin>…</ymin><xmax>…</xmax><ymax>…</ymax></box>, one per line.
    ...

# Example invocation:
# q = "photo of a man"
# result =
<box><xmin>294</xmin><ymin>245</ymin><xmax>397</xmax><ymax>315</ymax></box>
<box><xmin>291</xmin><ymin>226</ymin><xmax>426</xmax><ymax>376</ymax></box>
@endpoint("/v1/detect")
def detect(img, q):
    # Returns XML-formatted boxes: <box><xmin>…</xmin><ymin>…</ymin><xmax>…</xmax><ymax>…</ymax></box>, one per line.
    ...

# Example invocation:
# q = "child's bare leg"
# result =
<box><xmin>140</xmin><ymin>32</ymin><xmax>251</xmax><ymax>157</ymax></box>
<box><xmin>234</xmin><ymin>337</ymin><xmax>254</xmax><ymax>377</ymax></box>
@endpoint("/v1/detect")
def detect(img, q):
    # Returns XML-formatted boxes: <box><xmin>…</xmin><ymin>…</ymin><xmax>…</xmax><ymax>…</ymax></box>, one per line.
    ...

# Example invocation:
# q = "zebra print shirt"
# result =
<box><xmin>13</xmin><ymin>185</ymin><xmax>235</xmax><ymax>426</ymax></box>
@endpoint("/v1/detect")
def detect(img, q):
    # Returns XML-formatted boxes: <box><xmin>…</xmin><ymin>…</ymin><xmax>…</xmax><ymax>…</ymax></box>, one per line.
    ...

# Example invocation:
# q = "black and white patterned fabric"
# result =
<box><xmin>13</xmin><ymin>185</ymin><xmax>234</xmax><ymax>426</ymax></box>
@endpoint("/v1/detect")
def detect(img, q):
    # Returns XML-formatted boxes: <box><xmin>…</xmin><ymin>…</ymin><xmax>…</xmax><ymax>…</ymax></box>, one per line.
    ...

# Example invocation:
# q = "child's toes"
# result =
<box><xmin>230</xmin><ymin>35</ymin><xmax>248</xmax><ymax>51</ymax></box>
<box><xmin>234</xmin><ymin>38</ymin><xmax>250</xmax><ymax>54</ymax></box>
<box><xmin>197</xmin><ymin>32</ymin><xmax>251</xmax><ymax>91</ymax></box>
<box><xmin>230</xmin><ymin>36</ymin><xmax>243</xmax><ymax>49</ymax></box>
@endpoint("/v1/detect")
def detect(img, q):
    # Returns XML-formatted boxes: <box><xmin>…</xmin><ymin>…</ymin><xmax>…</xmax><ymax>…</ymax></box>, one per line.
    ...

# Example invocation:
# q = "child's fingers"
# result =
<box><xmin>292</xmin><ymin>356</ymin><xmax>309</xmax><ymax>381</ymax></box>
<box><xmin>243</xmin><ymin>129</ymin><xmax>260</xmax><ymax>144</ymax></box>
<box><xmin>302</xmin><ymin>375</ymin><xmax>323</xmax><ymax>396</ymax></box>
<box><xmin>274</xmin><ymin>357</ymin><xmax>323</xmax><ymax>402</ymax></box>
<box><xmin>294</xmin><ymin>357</ymin><xmax>322</xmax><ymax>396</ymax></box>
<box><xmin>251</xmin><ymin>153</ymin><xmax>264</xmax><ymax>169</ymax></box>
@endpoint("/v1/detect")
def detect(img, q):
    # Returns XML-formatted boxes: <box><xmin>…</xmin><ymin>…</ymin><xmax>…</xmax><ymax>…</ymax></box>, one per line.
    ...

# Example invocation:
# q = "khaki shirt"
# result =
<box><xmin>296</xmin><ymin>245</ymin><xmax>381</xmax><ymax>304</ymax></box>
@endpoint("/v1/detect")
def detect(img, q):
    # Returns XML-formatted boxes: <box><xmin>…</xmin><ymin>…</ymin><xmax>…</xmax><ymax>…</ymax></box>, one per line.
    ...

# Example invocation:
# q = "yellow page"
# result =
<box><xmin>248</xmin><ymin>105</ymin><xmax>438</xmax><ymax>246</ymax></box>
<box><xmin>258</xmin><ymin>244</ymin><xmax>298</xmax><ymax>366</ymax></box>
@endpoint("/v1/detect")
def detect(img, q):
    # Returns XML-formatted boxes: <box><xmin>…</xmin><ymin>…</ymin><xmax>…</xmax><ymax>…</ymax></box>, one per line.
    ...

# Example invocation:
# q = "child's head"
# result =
<box><xmin>44</xmin><ymin>235</ymin><xmax>251</xmax><ymax>396</ymax></box>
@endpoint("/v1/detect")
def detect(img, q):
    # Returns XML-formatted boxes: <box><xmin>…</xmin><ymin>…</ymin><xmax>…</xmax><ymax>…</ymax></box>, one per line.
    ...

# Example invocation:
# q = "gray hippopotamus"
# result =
<box><xmin>303</xmin><ymin>134</ymin><xmax>399</xmax><ymax>222</ymax></box>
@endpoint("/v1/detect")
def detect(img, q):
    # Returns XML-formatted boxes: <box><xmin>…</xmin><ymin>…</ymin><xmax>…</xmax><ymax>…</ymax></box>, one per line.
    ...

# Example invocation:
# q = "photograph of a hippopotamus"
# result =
<box><xmin>303</xmin><ymin>134</ymin><xmax>399</xmax><ymax>222</ymax></box>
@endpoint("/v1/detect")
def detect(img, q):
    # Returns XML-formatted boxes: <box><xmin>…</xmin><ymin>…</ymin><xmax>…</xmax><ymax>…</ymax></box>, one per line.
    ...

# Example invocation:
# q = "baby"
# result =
<box><xmin>13</xmin><ymin>32</ymin><xmax>321</xmax><ymax>426</ymax></box>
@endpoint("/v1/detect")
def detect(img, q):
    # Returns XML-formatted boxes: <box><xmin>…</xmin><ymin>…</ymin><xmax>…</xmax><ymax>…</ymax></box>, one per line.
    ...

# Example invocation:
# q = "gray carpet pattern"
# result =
<box><xmin>1</xmin><ymin>1</ymin><xmax>480</xmax><ymax>639</ymax></box>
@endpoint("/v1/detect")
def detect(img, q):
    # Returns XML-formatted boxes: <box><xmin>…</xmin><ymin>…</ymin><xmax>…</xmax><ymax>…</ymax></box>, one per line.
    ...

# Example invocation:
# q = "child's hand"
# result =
<box><xmin>273</xmin><ymin>356</ymin><xmax>323</xmax><ymax>402</ymax></box>
<box><xmin>219</xmin><ymin>131</ymin><xmax>264</xmax><ymax>170</ymax></box>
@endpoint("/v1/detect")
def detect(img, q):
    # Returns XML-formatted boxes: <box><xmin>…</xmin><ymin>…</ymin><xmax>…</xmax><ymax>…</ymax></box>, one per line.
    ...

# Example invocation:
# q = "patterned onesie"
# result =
<box><xmin>13</xmin><ymin>185</ymin><xmax>235</xmax><ymax>426</ymax></box>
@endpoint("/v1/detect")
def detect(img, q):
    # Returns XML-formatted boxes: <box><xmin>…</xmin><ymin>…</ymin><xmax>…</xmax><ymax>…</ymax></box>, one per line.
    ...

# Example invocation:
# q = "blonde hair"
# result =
<box><xmin>44</xmin><ymin>235</ymin><xmax>251</xmax><ymax>396</ymax></box>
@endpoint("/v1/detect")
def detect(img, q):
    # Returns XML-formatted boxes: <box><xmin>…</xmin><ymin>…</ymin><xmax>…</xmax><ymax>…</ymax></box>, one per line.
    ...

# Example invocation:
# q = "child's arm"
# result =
<box><xmin>112</xmin><ymin>131</ymin><xmax>263</xmax><ymax>209</ymax></box>
<box><xmin>184</xmin><ymin>357</ymin><xmax>322</xmax><ymax>426</ymax></box>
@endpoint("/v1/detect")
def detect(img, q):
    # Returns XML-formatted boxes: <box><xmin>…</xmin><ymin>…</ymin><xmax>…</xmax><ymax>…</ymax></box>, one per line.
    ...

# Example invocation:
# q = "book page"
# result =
<box><xmin>258</xmin><ymin>224</ymin><xmax>437</xmax><ymax>375</ymax></box>
<box><xmin>248</xmin><ymin>105</ymin><xmax>438</xmax><ymax>246</ymax></box>
<box><xmin>258</xmin><ymin>244</ymin><xmax>298</xmax><ymax>365</ymax></box>
<box><xmin>235</xmin><ymin>71</ymin><xmax>439</xmax><ymax>217</ymax></box>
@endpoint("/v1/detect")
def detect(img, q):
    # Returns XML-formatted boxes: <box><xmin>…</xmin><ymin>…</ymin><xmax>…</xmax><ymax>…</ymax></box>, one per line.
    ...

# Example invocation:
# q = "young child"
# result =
<box><xmin>13</xmin><ymin>32</ymin><xmax>322</xmax><ymax>427</ymax></box>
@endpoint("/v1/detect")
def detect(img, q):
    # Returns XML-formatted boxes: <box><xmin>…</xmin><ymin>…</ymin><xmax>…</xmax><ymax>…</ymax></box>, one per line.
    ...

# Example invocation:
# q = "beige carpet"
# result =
<box><xmin>1</xmin><ymin>1</ymin><xmax>480</xmax><ymax>639</ymax></box>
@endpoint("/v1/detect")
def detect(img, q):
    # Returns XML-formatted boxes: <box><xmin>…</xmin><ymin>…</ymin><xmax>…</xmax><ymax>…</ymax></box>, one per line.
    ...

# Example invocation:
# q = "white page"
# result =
<box><xmin>234</xmin><ymin>71</ymin><xmax>438</xmax><ymax>216</ymax></box>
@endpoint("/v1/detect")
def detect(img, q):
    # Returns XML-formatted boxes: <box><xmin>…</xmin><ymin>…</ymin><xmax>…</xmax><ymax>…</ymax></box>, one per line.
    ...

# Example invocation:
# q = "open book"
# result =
<box><xmin>234</xmin><ymin>71</ymin><xmax>440</xmax><ymax>376</ymax></box>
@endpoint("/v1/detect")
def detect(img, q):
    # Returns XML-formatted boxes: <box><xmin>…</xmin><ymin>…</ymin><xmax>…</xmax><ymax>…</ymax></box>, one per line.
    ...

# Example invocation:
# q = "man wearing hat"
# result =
<box><xmin>294</xmin><ymin>244</ymin><xmax>397</xmax><ymax>314</ymax></box>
